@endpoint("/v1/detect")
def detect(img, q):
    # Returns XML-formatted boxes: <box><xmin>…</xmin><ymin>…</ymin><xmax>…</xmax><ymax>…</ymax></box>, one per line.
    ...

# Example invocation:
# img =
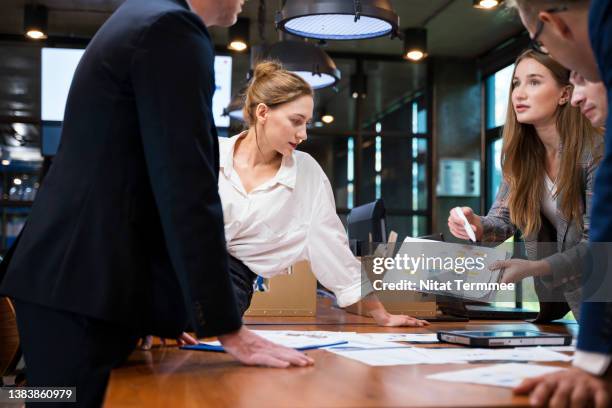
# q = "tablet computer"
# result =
<box><xmin>437</xmin><ymin>330</ymin><xmax>573</xmax><ymax>347</ymax></box>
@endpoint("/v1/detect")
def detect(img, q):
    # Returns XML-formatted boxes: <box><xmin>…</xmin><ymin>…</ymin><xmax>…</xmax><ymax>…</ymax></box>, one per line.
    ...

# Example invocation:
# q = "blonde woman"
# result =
<box><xmin>448</xmin><ymin>50</ymin><xmax>603</xmax><ymax>321</ymax></box>
<box><xmin>220</xmin><ymin>61</ymin><xmax>428</xmax><ymax>327</ymax></box>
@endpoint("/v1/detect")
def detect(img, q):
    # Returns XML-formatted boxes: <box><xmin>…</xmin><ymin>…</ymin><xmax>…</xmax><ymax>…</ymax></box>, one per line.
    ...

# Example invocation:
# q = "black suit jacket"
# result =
<box><xmin>0</xmin><ymin>0</ymin><xmax>242</xmax><ymax>338</ymax></box>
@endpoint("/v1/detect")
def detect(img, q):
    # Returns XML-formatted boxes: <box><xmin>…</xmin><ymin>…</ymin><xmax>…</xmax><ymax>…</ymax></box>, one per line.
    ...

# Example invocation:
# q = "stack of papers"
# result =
<box><xmin>325</xmin><ymin>345</ymin><xmax>572</xmax><ymax>366</ymax></box>
<box><xmin>427</xmin><ymin>363</ymin><xmax>565</xmax><ymax>388</ymax></box>
<box><xmin>182</xmin><ymin>330</ymin><xmax>435</xmax><ymax>353</ymax></box>
<box><xmin>181</xmin><ymin>330</ymin><xmax>574</xmax><ymax>369</ymax></box>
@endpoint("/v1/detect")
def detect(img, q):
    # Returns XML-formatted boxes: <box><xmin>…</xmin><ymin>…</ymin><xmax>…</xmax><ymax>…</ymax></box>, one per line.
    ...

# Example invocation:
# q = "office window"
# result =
<box><xmin>485</xmin><ymin>64</ymin><xmax>514</xmax><ymax>130</ymax></box>
<box><xmin>412</xmin><ymin>138</ymin><xmax>428</xmax><ymax>211</ymax></box>
<box><xmin>362</xmin><ymin>95</ymin><xmax>430</xmax><ymax>241</ymax></box>
<box><xmin>347</xmin><ymin>137</ymin><xmax>355</xmax><ymax>209</ymax></box>
<box><xmin>486</xmin><ymin>137</ymin><xmax>503</xmax><ymax>209</ymax></box>
<box><xmin>375</xmin><ymin>133</ymin><xmax>382</xmax><ymax>199</ymax></box>
<box><xmin>412</xmin><ymin>98</ymin><xmax>427</xmax><ymax>134</ymax></box>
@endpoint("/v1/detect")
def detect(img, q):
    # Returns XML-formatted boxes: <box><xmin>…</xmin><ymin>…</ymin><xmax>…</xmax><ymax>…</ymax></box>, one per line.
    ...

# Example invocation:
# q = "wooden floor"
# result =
<box><xmin>105</xmin><ymin>299</ymin><xmax>576</xmax><ymax>408</ymax></box>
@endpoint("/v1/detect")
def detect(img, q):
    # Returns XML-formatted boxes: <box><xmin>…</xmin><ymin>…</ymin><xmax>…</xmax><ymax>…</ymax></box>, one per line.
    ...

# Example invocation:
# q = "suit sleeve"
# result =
<box><xmin>576</xmin><ymin>0</ymin><xmax>612</xmax><ymax>358</ymax></box>
<box><xmin>130</xmin><ymin>11</ymin><xmax>242</xmax><ymax>338</ymax></box>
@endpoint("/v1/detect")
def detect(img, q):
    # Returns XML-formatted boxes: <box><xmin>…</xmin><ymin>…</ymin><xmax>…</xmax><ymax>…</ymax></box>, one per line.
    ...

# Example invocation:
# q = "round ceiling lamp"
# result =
<box><xmin>276</xmin><ymin>0</ymin><xmax>400</xmax><ymax>41</ymax></box>
<box><xmin>265</xmin><ymin>41</ymin><xmax>341</xmax><ymax>90</ymax></box>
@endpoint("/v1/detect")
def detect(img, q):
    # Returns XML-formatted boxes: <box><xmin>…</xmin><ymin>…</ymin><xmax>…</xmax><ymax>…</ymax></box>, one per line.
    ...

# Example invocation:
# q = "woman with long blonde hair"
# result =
<box><xmin>448</xmin><ymin>49</ymin><xmax>603</xmax><ymax>320</ymax></box>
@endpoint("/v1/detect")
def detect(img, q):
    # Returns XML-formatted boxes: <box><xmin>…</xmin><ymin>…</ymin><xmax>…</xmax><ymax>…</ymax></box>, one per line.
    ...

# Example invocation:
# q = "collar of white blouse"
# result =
<box><xmin>220</xmin><ymin>132</ymin><xmax>298</xmax><ymax>196</ymax></box>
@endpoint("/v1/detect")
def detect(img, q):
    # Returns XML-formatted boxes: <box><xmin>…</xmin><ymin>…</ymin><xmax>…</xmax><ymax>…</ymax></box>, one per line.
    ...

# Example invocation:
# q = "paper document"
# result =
<box><xmin>184</xmin><ymin>330</ymin><xmax>352</xmax><ymax>352</ymax></box>
<box><xmin>381</xmin><ymin>237</ymin><xmax>511</xmax><ymax>302</ymax></box>
<box><xmin>427</xmin><ymin>363</ymin><xmax>565</xmax><ymax>388</ymax></box>
<box><xmin>418</xmin><ymin>347</ymin><xmax>572</xmax><ymax>363</ymax></box>
<box><xmin>327</xmin><ymin>347</ymin><xmax>437</xmax><ymax>366</ymax></box>
<box><xmin>324</xmin><ymin>333</ymin><xmax>411</xmax><ymax>351</ymax></box>
<box><xmin>542</xmin><ymin>338</ymin><xmax>577</xmax><ymax>352</ymax></box>
<box><xmin>359</xmin><ymin>333</ymin><xmax>439</xmax><ymax>343</ymax></box>
<box><xmin>326</xmin><ymin>346</ymin><xmax>571</xmax><ymax>366</ymax></box>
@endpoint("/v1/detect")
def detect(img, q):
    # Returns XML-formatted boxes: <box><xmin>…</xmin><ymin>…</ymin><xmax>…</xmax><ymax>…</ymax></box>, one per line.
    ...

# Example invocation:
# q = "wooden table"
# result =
<box><xmin>105</xmin><ymin>300</ymin><xmax>576</xmax><ymax>407</ymax></box>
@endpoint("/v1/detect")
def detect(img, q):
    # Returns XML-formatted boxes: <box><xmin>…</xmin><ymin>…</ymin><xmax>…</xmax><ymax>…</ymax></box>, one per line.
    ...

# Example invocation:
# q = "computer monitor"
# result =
<box><xmin>347</xmin><ymin>199</ymin><xmax>387</xmax><ymax>256</ymax></box>
<box><xmin>40</xmin><ymin>48</ymin><xmax>233</xmax><ymax>156</ymax></box>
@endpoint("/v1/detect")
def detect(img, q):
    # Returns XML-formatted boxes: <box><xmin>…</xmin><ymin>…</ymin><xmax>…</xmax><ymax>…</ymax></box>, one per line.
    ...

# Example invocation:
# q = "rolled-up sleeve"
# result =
<box><xmin>305</xmin><ymin>178</ymin><xmax>373</xmax><ymax>307</ymax></box>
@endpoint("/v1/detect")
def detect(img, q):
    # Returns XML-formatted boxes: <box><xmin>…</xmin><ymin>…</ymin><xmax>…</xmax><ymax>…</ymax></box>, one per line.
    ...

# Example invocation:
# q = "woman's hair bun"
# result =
<box><xmin>243</xmin><ymin>60</ymin><xmax>313</xmax><ymax>126</ymax></box>
<box><xmin>252</xmin><ymin>61</ymin><xmax>284</xmax><ymax>82</ymax></box>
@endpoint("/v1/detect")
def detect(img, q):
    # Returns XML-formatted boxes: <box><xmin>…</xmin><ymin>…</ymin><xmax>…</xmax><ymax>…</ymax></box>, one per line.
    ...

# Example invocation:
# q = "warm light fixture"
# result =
<box><xmin>276</xmin><ymin>0</ymin><xmax>400</xmax><ymax>41</ymax></box>
<box><xmin>24</xmin><ymin>4</ymin><xmax>48</xmax><ymax>40</ymax></box>
<box><xmin>403</xmin><ymin>28</ymin><xmax>427</xmax><ymax>62</ymax></box>
<box><xmin>316</xmin><ymin>106</ymin><xmax>335</xmax><ymax>125</ymax></box>
<box><xmin>1</xmin><ymin>160</ymin><xmax>10</xmax><ymax>166</ymax></box>
<box><xmin>350</xmin><ymin>72</ymin><xmax>367</xmax><ymax>99</ymax></box>
<box><xmin>322</xmin><ymin>114</ymin><xmax>334</xmax><ymax>124</ymax></box>
<box><xmin>228</xmin><ymin>18</ymin><xmax>249</xmax><ymax>52</ymax></box>
<box><xmin>266</xmin><ymin>41</ymin><xmax>341</xmax><ymax>89</ymax></box>
<box><xmin>473</xmin><ymin>0</ymin><xmax>501</xmax><ymax>9</ymax></box>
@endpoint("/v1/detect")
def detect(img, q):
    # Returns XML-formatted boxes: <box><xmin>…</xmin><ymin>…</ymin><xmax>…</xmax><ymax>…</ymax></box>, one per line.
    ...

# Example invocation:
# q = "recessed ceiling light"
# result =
<box><xmin>473</xmin><ymin>0</ymin><xmax>501</xmax><ymax>10</ymax></box>
<box><xmin>228</xmin><ymin>18</ymin><xmax>249</xmax><ymax>52</ymax></box>
<box><xmin>24</xmin><ymin>4</ymin><xmax>48</xmax><ymax>40</ymax></box>
<box><xmin>403</xmin><ymin>28</ymin><xmax>427</xmax><ymax>62</ymax></box>
<box><xmin>322</xmin><ymin>114</ymin><xmax>334</xmax><ymax>124</ymax></box>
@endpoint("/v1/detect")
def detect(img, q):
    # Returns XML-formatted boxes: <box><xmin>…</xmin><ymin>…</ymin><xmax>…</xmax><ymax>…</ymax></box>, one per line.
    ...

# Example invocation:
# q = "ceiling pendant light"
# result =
<box><xmin>224</xmin><ymin>42</ymin><xmax>341</xmax><ymax>122</ymax></box>
<box><xmin>276</xmin><ymin>0</ymin><xmax>400</xmax><ymax>41</ymax></box>
<box><xmin>24</xmin><ymin>4</ymin><xmax>48</xmax><ymax>40</ymax></box>
<box><xmin>402</xmin><ymin>28</ymin><xmax>427</xmax><ymax>62</ymax></box>
<box><xmin>265</xmin><ymin>41</ymin><xmax>341</xmax><ymax>90</ymax></box>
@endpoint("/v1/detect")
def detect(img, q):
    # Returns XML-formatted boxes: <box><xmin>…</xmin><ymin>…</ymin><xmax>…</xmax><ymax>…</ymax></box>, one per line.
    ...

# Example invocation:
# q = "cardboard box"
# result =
<box><xmin>244</xmin><ymin>261</ymin><xmax>317</xmax><ymax>317</ymax></box>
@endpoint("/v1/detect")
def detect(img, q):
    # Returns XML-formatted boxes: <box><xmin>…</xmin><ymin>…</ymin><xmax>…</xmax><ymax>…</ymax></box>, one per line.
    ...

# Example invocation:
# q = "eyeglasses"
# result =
<box><xmin>530</xmin><ymin>5</ymin><xmax>569</xmax><ymax>55</ymax></box>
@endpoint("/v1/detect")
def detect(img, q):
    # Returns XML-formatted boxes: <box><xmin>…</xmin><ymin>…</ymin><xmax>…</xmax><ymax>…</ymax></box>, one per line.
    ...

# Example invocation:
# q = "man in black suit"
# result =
<box><xmin>0</xmin><ymin>0</ymin><xmax>312</xmax><ymax>405</ymax></box>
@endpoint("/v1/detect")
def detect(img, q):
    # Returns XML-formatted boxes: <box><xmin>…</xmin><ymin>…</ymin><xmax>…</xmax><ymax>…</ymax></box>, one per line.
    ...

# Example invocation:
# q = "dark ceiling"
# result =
<box><xmin>0</xmin><ymin>0</ymin><xmax>524</xmax><ymax>57</ymax></box>
<box><xmin>0</xmin><ymin>0</ymin><xmax>525</xmax><ymax>155</ymax></box>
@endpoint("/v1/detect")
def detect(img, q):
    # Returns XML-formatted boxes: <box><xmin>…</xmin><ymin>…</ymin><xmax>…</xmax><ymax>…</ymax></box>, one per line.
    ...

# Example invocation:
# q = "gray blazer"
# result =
<box><xmin>480</xmin><ymin>146</ymin><xmax>600</xmax><ymax>321</ymax></box>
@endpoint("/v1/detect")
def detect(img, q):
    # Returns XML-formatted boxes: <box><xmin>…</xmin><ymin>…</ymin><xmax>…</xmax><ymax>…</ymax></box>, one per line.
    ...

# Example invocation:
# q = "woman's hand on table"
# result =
<box><xmin>370</xmin><ymin>309</ymin><xmax>430</xmax><ymax>327</ymax></box>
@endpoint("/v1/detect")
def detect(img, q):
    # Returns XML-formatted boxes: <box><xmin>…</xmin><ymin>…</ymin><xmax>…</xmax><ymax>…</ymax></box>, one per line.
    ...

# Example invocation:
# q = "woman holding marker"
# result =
<box><xmin>218</xmin><ymin>61</ymin><xmax>428</xmax><ymax>328</ymax></box>
<box><xmin>448</xmin><ymin>50</ymin><xmax>603</xmax><ymax>320</ymax></box>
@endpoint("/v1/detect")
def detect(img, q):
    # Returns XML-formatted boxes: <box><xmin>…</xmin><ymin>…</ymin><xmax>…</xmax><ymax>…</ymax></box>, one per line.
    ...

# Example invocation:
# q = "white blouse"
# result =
<box><xmin>218</xmin><ymin>134</ymin><xmax>371</xmax><ymax>307</ymax></box>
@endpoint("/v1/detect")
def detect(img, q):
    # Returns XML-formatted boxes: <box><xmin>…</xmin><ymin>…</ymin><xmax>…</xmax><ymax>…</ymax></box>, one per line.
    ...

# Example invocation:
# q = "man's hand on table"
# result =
<box><xmin>140</xmin><ymin>332</ymin><xmax>198</xmax><ymax>350</ymax></box>
<box><xmin>513</xmin><ymin>367</ymin><xmax>612</xmax><ymax>407</ymax></box>
<box><xmin>218</xmin><ymin>326</ymin><xmax>315</xmax><ymax>368</ymax></box>
<box><xmin>140</xmin><ymin>328</ymin><xmax>313</xmax><ymax>368</ymax></box>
